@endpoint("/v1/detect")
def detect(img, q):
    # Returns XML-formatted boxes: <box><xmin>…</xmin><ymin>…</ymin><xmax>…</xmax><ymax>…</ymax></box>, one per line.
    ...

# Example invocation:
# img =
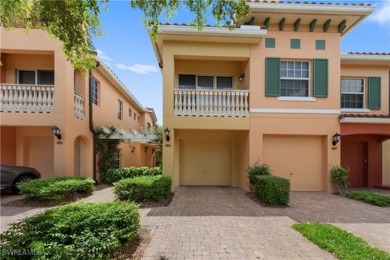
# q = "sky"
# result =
<box><xmin>92</xmin><ymin>0</ymin><xmax>390</xmax><ymax>123</ymax></box>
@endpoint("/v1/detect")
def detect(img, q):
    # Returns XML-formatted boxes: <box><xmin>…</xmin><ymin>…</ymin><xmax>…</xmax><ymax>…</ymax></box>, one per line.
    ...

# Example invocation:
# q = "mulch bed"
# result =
<box><xmin>109</xmin><ymin>229</ymin><xmax>152</xmax><ymax>260</ymax></box>
<box><xmin>1</xmin><ymin>192</ymin><xmax>92</xmax><ymax>207</ymax></box>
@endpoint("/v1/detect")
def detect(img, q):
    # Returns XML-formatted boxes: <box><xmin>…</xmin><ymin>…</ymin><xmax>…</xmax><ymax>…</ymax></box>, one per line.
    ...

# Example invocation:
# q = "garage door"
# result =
<box><xmin>263</xmin><ymin>135</ymin><xmax>323</xmax><ymax>191</ymax></box>
<box><xmin>180</xmin><ymin>139</ymin><xmax>232</xmax><ymax>186</ymax></box>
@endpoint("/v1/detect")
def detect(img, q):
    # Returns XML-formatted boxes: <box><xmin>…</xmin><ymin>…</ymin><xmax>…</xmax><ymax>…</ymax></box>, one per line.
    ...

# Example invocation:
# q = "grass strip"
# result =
<box><xmin>292</xmin><ymin>223</ymin><xmax>390</xmax><ymax>260</ymax></box>
<box><xmin>346</xmin><ymin>191</ymin><xmax>390</xmax><ymax>207</ymax></box>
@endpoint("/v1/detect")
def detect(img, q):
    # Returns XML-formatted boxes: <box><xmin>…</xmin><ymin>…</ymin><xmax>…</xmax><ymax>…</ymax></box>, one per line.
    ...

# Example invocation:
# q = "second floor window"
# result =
<box><xmin>341</xmin><ymin>78</ymin><xmax>364</xmax><ymax>109</ymax></box>
<box><xmin>118</xmin><ymin>99</ymin><xmax>123</xmax><ymax>120</ymax></box>
<box><xmin>91</xmin><ymin>78</ymin><xmax>99</xmax><ymax>105</ymax></box>
<box><xmin>178</xmin><ymin>74</ymin><xmax>233</xmax><ymax>90</ymax></box>
<box><xmin>17</xmin><ymin>70</ymin><xmax>54</xmax><ymax>85</ymax></box>
<box><xmin>129</xmin><ymin>108</ymin><xmax>132</xmax><ymax>117</ymax></box>
<box><xmin>280</xmin><ymin>61</ymin><xmax>309</xmax><ymax>97</ymax></box>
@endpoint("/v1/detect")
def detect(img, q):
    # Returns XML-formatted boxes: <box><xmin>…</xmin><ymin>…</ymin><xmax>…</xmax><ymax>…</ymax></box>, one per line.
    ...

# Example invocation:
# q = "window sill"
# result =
<box><xmin>277</xmin><ymin>97</ymin><xmax>316</xmax><ymax>102</ymax></box>
<box><xmin>340</xmin><ymin>109</ymin><xmax>370</xmax><ymax>113</ymax></box>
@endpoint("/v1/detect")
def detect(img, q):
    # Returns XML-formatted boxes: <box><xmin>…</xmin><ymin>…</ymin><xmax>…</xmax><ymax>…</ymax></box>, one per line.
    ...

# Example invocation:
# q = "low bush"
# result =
<box><xmin>247</xmin><ymin>162</ymin><xmax>271</xmax><ymax>190</ymax></box>
<box><xmin>253</xmin><ymin>175</ymin><xmax>290</xmax><ymax>205</ymax></box>
<box><xmin>17</xmin><ymin>177</ymin><xmax>95</xmax><ymax>200</ymax></box>
<box><xmin>0</xmin><ymin>202</ymin><xmax>140</xmax><ymax>259</ymax></box>
<box><xmin>346</xmin><ymin>191</ymin><xmax>390</xmax><ymax>207</ymax></box>
<box><xmin>293</xmin><ymin>223</ymin><xmax>390</xmax><ymax>260</ymax></box>
<box><xmin>102</xmin><ymin>167</ymin><xmax>162</xmax><ymax>184</ymax></box>
<box><xmin>331</xmin><ymin>165</ymin><xmax>350</xmax><ymax>195</ymax></box>
<box><xmin>114</xmin><ymin>175</ymin><xmax>172</xmax><ymax>202</ymax></box>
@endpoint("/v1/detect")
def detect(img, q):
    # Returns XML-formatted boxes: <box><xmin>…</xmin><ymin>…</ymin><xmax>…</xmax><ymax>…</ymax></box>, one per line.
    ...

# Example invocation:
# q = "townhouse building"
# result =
<box><xmin>150</xmin><ymin>1</ymin><xmax>390</xmax><ymax>192</ymax></box>
<box><xmin>0</xmin><ymin>28</ymin><xmax>158</xmax><ymax>181</ymax></box>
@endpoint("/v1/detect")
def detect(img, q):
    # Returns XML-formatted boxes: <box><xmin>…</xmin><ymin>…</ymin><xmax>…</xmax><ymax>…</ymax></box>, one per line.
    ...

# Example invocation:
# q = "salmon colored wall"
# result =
<box><xmin>341</xmin><ymin>135</ymin><xmax>383</xmax><ymax>187</ymax></box>
<box><xmin>341</xmin><ymin>123</ymin><xmax>390</xmax><ymax>135</ymax></box>
<box><xmin>1</xmin><ymin>54</ymin><xmax>6</xmax><ymax>83</ymax></box>
<box><xmin>383</xmin><ymin>140</ymin><xmax>390</xmax><ymax>185</ymax></box>
<box><xmin>5</xmin><ymin>54</ymin><xmax>54</xmax><ymax>84</ymax></box>
<box><xmin>341</xmin><ymin>64</ymin><xmax>389</xmax><ymax>115</ymax></box>
<box><xmin>0</xmin><ymin>126</ymin><xmax>16</xmax><ymax>165</ymax></box>
<box><xmin>250</xmin><ymin>31</ymin><xmax>341</xmax><ymax>110</ymax></box>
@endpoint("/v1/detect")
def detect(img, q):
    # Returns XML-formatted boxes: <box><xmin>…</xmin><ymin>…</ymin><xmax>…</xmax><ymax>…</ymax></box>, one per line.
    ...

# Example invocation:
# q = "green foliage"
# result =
<box><xmin>95</xmin><ymin>126</ymin><xmax>122</xmax><ymax>177</ymax></box>
<box><xmin>346</xmin><ymin>191</ymin><xmax>390</xmax><ymax>207</ymax></box>
<box><xmin>253</xmin><ymin>175</ymin><xmax>290</xmax><ymax>205</ymax></box>
<box><xmin>0</xmin><ymin>0</ymin><xmax>105</xmax><ymax>75</ymax></box>
<box><xmin>0</xmin><ymin>202</ymin><xmax>140</xmax><ymax>259</ymax></box>
<box><xmin>293</xmin><ymin>223</ymin><xmax>390</xmax><ymax>260</ymax></box>
<box><xmin>114</xmin><ymin>175</ymin><xmax>172</xmax><ymax>202</ymax></box>
<box><xmin>102</xmin><ymin>167</ymin><xmax>162</xmax><ymax>184</ymax></box>
<box><xmin>331</xmin><ymin>165</ymin><xmax>350</xmax><ymax>194</ymax></box>
<box><xmin>131</xmin><ymin>0</ymin><xmax>250</xmax><ymax>41</ymax></box>
<box><xmin>17</xmin><ymin>177</ymin><xmax>95</xmax><ymax>200</ymax></box>
<box><xmin>247</xmin><ymin>162</ymin><xmax>271</xmax><ymax>190</ymax></box>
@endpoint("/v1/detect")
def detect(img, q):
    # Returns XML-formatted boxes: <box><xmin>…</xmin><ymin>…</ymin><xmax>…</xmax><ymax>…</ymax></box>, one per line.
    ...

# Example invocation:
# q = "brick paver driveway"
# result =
<box><xmin>142</xmin><ymin>186</ymin><xmax>386</xmax><ymax>259</ymax></box>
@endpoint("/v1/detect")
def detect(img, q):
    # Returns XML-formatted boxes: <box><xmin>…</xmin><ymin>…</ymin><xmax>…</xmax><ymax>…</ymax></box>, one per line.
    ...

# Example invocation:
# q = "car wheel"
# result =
<box><xmin>13</xmin><ymin>175</ymin><xmax>35</xmax><ymax>194</ymax></box>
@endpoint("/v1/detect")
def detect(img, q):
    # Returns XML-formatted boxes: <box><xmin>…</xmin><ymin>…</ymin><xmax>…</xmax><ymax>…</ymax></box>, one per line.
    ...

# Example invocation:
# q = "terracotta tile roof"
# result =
<box><xmin>347</xmin><ymin>52</ymin><xmax>390</xmax><ymax>55</ymax></box>
<box><xmin>246</xmin><ymin>0</ymin><xmax>371</xmax><ymax>6</ymax></box>
<box><xmin>339</xmin><ymin>114</ymin><xmax>390</xmax><ymax>119</ymax></box>
<box><xmin>160</xmin><ymin>22</ymin><xmax>216</xmax><ymax>27</ymax></box>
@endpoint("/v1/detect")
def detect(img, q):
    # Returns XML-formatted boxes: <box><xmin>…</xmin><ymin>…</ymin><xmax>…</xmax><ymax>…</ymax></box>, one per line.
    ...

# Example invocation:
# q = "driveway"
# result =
<box><xmin>141</xmin><ymin>186</ymin><xmax>390</xmax><ymax>259</ymax></box>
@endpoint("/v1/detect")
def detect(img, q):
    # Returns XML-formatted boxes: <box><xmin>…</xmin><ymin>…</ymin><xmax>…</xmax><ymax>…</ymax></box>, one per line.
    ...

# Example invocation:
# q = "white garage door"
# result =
<box><xmin>180</xmin><ymin>139</ymin><xmax>232</xmax><ymax>186</ymax></box>
<box><xmin>263</xmin><ymin>135</ymin><xmax>323</xmax><ymax>191</ymax></box>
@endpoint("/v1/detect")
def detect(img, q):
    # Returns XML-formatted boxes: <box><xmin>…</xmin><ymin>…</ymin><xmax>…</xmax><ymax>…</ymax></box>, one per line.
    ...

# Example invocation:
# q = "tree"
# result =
<box><xmin>1</xmin><ymin>0</ymin><xmax>250</xmax><ymax>74</ymax></box>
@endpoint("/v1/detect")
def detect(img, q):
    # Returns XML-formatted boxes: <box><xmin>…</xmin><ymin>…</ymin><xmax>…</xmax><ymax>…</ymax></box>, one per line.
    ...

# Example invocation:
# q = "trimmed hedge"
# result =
<box><xmin>114</xmin><ymin>175</ymin><xmax>172</xmax><ymax>202</ymax></box>
<box><xmin>247</xmin><ymin>163</ymin><xmax>271</xmax><ymax>190</ymax></box>
<box><xmin>0</xmin><ymin>202</ymin><xmax>140</xmax><ymax>259</ymax></box>
<box><xmin>253</xmin><ymin>175</ymin><xmax>290</xmax><ymax>205</ymax></box>
<box><xmin>17</xmin><ymin>177</ymin><xmax>95</xmax><ymax>200</ymax></box>
<box><xmin>102</xmin><ymin>167</ymin><xmax>162</xmax><ymax>184</ymax></box>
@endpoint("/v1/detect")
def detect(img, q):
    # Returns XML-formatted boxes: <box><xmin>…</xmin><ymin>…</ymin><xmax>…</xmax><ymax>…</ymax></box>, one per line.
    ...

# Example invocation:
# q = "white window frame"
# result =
<box><xmin>91</xmin><ymin>77</ymin><xmax>99</xmax><ymax>106</ymax></box>
<box><xmin>340</xmin><ymin>77</ymin><xmax>366</xmax><ymax>110</ymax></box>
<box><xmin>280</xmin><ymin>60</ymin><xmax>311</xmax><ymax>98</ymax></box>
<box><xmin>16</xmin><ymin>69</ymin><xmax>54</xmax><ymax>85</ymax></box>
<box><xmin>178</xmin><ymin>74</ymin><xmax>234</xmax><ymax>90</ymax></box>
<box><xmin>113</xmin><ymin>149</ymin><xmax>121</xmax><ymax>168</ymax></box>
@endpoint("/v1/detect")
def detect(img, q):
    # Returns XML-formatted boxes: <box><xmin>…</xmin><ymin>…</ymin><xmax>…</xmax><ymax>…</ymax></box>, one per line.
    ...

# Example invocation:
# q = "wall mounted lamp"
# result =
<box><xmin>51</xmin><ymin>125</ymin><xmax>62</xmax><ymax>140</ymax></box>
<box><xmin>164</xmin><ymin>127</ymin><xmax>171</xmax><ymax>142</ymax></box>
<box><xmin>332</xmin><ymin>133</ymin><xmax>341</xmax><ymax>146</ymax></box>
<box><xmin>131</xmin><ymin>147</ymin><xmax>136</xmax><ymax>153</ymax></box>
<box><xmin>239</xmin><ymin>73</ymin><xmax>245</xmax><ymax>81</ymax></box>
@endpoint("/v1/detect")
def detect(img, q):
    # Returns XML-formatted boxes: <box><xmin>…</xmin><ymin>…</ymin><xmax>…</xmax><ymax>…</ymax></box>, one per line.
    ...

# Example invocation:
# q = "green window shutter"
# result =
<box><xmin>368</xmin><ymin>77</ymin><xmax>381</xmax><ymax>110</ymax></box>
<box><xmin>265</xmin><ymin>58</ymin><xmax>280</xmax><ymax>97</ymax></box>
<box><xmin>313</xmin><ymin>59</ymin><xmax>328</xmax><ymax>98</ymax></box>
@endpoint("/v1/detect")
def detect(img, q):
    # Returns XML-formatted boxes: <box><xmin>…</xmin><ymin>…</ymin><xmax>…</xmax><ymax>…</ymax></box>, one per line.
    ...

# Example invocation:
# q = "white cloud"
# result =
<box><xmin>368</xmin><ymin>0</ymin><xmax>390</xmax><ymax>26</ymax></box>
<box><xmin>115</xmin><ymin>63</ymin><xmax>159</xmax><ymax>75</ymax></box>
<box><xmin>96</xmin><ymin>49</ymin><xmax>114</xmax><ymax>63</ymax></box>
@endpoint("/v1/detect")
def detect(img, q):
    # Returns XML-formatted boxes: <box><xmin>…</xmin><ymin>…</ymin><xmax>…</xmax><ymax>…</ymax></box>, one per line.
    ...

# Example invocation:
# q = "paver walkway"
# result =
<box><xmin>2</xmin><ymin>186</ymin><xmax>390</xmax><ymax>259</ymax></box>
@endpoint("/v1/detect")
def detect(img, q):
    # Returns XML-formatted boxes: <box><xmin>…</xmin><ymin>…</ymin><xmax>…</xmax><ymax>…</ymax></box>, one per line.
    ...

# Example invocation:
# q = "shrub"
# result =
<box><xmin>17</xmin><ymin>177</ymin><xmax>95</xmax><ymax>200</ymax></box>
<box><xmin>0</xmin><ymin>202</ymin><xmax>140</xmax><ymax>259</ymax></box>
<box><xmin>253</xmin><ymin>175</ymin><xmax>290</xmax><ymax>205</ymax></box>
<box><xmin>247</xmin><ymin>162</ymin><xmax>271</xmax><ymax>190</ymax></box>
<box><xmin>331</xmin><ymin>166</ymin><xmax>350</xmax><ymax>195</ymax></box>
<box><xmin>346</xmin><ymin>191</ymin><xmax>390</xmax><ymax>207</ymax></box>
<box><xmin>102</xmin><ymin>167</ymin><xmax>162</xmax><ymax>184</ymax></box>
<box><xmin>114</xmin><ymin>175</ymin><xmax>172</xmax><ymax>202</ymax></box>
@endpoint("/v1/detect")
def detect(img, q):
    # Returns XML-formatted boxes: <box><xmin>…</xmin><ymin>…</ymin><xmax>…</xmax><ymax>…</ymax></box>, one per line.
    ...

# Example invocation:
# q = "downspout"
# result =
<box><xmin>88</xmin><ymin>69</ymin><xmax>97</xmax><ymax>182</ymax></box>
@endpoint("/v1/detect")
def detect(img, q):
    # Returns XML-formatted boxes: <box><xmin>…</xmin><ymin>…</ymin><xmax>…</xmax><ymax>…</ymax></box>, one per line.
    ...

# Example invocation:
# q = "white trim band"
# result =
<box><xmin>250</xmin><ymin>108</ymin><xmax>340</xmax><ymax>114</ymax></box>
<box><xmin>340</xmin><ymin>117</ymin><xmax>390</xmax><ymax>124</ymax></box>
<box><xmin>340</xmin><ymin>108</ymin><xmax>370</xmax><ymax>113</ymax></box>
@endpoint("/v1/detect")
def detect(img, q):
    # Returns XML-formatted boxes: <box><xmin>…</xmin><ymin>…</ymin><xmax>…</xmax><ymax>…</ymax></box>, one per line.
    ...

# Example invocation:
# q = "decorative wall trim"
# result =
<box><xmin>250</xmin><ymin>108</ymin><xmax>340</xmax><ymax>114</ymax></box>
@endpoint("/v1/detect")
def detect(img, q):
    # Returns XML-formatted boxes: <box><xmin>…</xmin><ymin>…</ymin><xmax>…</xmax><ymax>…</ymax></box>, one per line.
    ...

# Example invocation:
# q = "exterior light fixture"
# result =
<box><xmin>51</xmin><ymin>125</ymin><xmax>62</xmax><ymax>140</ymax></box>
<box><xmin>164</xmin><ymin>127</ymin><xmax>171</xmax><ymax>142</ymax></box>
<box><xmin>332</xmin><ymin>133</ymin><xmax>341</xmax><ymax>146</ymax></box>
<box><xmin>131</xmin><ymin>147</ymin><xmax>136</xmax><ymax>153</ymax></box>
<box><xmin>239</xmin><ymin>73</ymin><xmax>245</xmax><ymax>81</ymax></box>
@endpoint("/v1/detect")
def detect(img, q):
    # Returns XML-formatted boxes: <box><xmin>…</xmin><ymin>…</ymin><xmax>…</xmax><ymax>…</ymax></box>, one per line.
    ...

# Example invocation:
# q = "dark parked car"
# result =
<box><xmin>0</xmin><ymin>165</ymin><xmax>41</xmax><ymax>193</ymax></box>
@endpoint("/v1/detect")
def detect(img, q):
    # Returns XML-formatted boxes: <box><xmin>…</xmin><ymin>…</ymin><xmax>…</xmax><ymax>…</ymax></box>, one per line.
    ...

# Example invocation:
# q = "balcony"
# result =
<box><xmin>0</xmin><ymin>84</ymin><xmax>54</xmax><ymax>113</ymax></box>
<box><xmin>74</xmin><ymin>93</ymin><xmax>85</xmax><ymax>120</ymax></box>
<box><xmin>174</xmin><ymin>89</ymin><xmax>249</xmax><ymax>117</ymax></box>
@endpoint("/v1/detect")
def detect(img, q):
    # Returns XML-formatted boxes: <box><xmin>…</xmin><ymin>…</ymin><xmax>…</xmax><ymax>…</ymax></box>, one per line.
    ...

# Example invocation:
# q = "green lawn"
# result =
<box><xmin>346</xmin><ymin>191</ymin><xmax>390</xmax><ymax>207</ymax></box>
<box><xmin>292</xmin><ymin>223</ymin><xmax>390</xmax><ymax>260</ymax></box>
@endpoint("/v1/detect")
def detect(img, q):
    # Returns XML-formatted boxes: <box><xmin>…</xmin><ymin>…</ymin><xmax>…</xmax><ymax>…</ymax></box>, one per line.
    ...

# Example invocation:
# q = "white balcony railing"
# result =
<box><xmin>74</xmin><ymin>93</ymin><xmax>85</xmax><ymax>120</ymax></box>
<box><xmin>174</xmin><ymin>89</ymin><xmax>249</xmax><ymax>117</ymax></box>
<box><xmin>0</xmin><ymin>84</ymin><xmax>54</xmax><ymax>113</ymax></box>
